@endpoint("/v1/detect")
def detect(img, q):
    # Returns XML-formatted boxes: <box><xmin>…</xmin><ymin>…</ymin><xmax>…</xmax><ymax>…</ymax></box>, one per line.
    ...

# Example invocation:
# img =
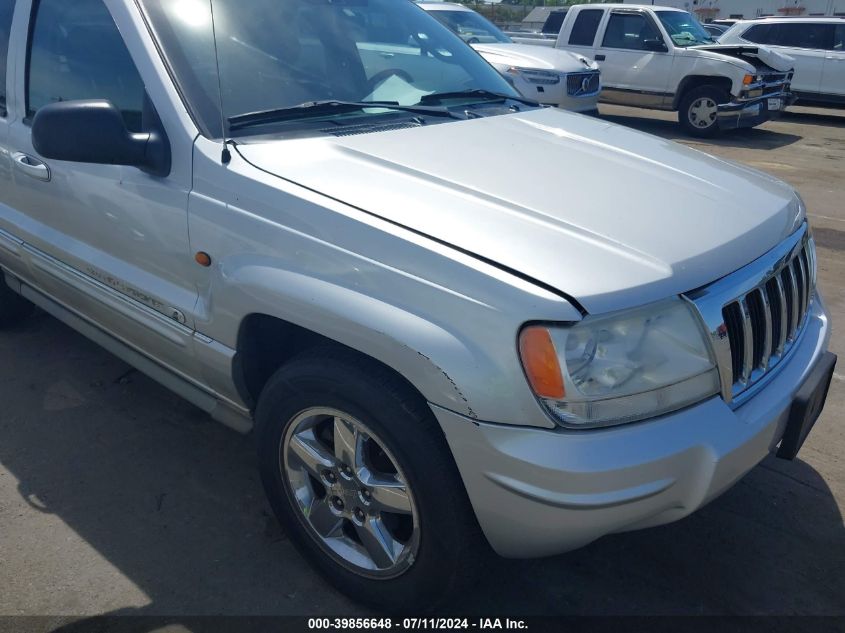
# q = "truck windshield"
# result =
<box><xmin>138</xmin><ymin>0</ymin><xmax>519</xmax><ymax>138</ymax></box>
<box><xmin>655</xmin><ymin>11</ymin><xmax>715</xmax><ymax>47</ymax></box>
<box><xmin>427</xmin><ymin>10</ymin><xmax>512</xmax><ymax>44</ymax></box>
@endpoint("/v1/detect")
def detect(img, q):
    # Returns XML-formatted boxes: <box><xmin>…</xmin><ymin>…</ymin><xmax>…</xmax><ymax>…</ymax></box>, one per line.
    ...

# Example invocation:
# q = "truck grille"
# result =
<box><xmin>759</xmin><ymin>70</ymin><xmax>793</xmax><ymax>97</ymax></box>
<box><xmin>566</xmin><ymin>71</ymin><xmax>600</xmax><ymax>97</ymax></box>
<box><xmin>687</xmin><ymin>224</ymin><xmax>815</xmax><ymax>405</ymax></box>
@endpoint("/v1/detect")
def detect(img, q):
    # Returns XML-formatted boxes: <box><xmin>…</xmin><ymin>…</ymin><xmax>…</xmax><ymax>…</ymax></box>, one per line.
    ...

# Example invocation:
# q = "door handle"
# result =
<box><xmin>12</xmin><ymin>152</ymin><xmax>51</xmax><ymax>182</ymax></box>
<box><xmin>595</xmin><ymin>54</ymin><xmax>606</xmax><ymax>61</ymax></box>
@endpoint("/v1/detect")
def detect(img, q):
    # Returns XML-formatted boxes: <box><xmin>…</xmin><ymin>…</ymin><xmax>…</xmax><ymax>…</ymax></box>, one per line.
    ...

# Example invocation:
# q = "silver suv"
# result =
<box><xmin>0</xmin><ymin>0</ymin><xmax>836</xmax><ymax>610</ymax></box>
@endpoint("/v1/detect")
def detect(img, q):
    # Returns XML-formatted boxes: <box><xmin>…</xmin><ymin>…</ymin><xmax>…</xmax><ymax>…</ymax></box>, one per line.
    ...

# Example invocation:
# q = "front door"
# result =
<box><xmin>822</xmin><ymin>24</ymin><xmax>845</xmax><ymax>98</ymax></box>
<box><xmin>0</xmin><ymin>0</ymin><xmax>21</xmax><ymax>279</ymax></box>
<box><xmin>594</xmin><ymin>10</ymin><xmax>674</xmax><ymax>107</ymax></box>
<box><xmin>3</xmin><ymin>0</ymin><xmax>200</xmax><ymax>380</ymax></box>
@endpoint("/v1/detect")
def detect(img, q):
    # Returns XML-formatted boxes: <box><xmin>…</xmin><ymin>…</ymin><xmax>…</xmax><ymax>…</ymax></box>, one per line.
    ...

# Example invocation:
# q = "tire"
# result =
<box><xmin>0</xmin><ymin>276</ymin><xmax>34</xmax><ymax>328</ymax></box>
<box><xmin>255</xmin><ymin>345</ymin><xmax>486</xmax><ymax>611</ymax></box>
<box><xmin>679</xmin><ymin>85</ymin><xmax>728</xmax><ymax>138</ymax></box>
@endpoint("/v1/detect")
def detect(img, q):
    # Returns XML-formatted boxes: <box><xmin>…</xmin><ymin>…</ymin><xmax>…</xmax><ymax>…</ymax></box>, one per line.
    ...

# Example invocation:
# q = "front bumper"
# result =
<box><xmin>718</xmin><ymin>90</ymin><xmax>797</xmax><ymax>130</ymax></box>
<box><xmin>547</xmin><ymin>92</ymin><xmax>601</xmax><ymax>113</ymax></box>
<box><xmin>512</xmin><ymin>76</ymin><xmax>601</xmax><ymax>113</ymax></box>
<box><xmin>435</xmin><ymin>294</ymin><xmax>831</xmax><ymax>558</ymax></box>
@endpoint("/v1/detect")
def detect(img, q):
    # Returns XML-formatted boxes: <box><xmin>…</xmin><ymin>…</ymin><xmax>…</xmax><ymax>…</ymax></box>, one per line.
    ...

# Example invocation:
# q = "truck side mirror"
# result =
<box><xmin>643</xmin><ymin>38</ymin><xmax>668</xmax><ymax>52</ymax></box>
<box><xmin>32</xmin><ymin>99</ymin><xmax>171</xmax><ymax>177</ymax></box>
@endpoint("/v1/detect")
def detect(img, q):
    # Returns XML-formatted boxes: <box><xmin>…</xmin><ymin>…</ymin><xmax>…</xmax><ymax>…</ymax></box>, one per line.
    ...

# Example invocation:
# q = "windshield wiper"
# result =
<box><xmin>418</xmin><ymin>89</ymin><xmax>539</xmax><ymax>107</ymax></box>
<box><xmin>228</xmin><ymin>100</ymin><xmax>462</xmax><ymax>131</ymax></box>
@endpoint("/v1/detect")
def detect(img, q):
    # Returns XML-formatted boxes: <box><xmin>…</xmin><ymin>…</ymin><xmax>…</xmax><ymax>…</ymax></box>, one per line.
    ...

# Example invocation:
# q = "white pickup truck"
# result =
<box><xmin>512</xmin><ymin>4</ymin><xmax>796</xmax><ymax>136</ymax></box>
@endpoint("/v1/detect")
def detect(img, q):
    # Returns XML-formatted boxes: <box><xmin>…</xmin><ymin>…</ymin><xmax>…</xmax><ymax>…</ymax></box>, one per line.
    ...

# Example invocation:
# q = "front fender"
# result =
<box><xmin>188</xmin><ymin>140</ymin><xmax>581</xmax><ymax>427</ymax></box>
<box><xmin>218</xmin><ymin>258</ymin><xmax>485</xmax><ymax>419</ymax></box>
<box><xmin>677</xmin><ymin>51</ymin><xmax>755</xmax><ymax>96</ymax></box>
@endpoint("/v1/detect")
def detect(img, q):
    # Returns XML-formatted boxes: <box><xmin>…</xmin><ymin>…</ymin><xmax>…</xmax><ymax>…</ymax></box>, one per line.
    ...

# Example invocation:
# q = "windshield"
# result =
<box><xmin>427</xmin><ymin>9</ymin><xmax>511</xmax><ymax>44</ymax></box>
<box><xmin>139</xmin><ymin>0</ymin><xmax>518</xmax><ymax>137</ymax></box>
<box><xmin>655</xmin><ymin>11</ymin><xmax>714</xmax><ymax>47</ymax></box>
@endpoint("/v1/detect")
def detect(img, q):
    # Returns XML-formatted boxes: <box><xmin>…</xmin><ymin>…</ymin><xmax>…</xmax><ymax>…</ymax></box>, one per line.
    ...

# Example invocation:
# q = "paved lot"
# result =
<box><xmin>0</xmin><ymin>105</ymin><xmax>843</xmax><ymax>618</ymax></box>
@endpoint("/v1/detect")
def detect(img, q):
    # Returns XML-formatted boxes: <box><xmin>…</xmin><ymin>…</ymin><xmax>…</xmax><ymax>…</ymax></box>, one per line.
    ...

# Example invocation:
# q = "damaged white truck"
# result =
<box><xmin>513</xmin><ymin>4</ymin><xmax>796</xmax><ymax>136</ymax></box>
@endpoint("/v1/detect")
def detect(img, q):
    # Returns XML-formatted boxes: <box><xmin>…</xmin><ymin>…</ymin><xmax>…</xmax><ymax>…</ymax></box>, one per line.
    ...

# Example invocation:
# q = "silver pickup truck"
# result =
<box><xmin>0</xmin><ymin>0</ymin><xmax>836</xmax><ymax>611</ymax></box>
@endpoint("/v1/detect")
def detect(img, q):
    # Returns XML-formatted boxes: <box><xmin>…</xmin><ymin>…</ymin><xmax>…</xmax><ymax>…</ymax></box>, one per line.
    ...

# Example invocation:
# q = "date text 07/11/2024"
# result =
<box><xmin>307</xmin><ymin>618</ymin><xmax>529</xmax><ymax>630</ymax></box>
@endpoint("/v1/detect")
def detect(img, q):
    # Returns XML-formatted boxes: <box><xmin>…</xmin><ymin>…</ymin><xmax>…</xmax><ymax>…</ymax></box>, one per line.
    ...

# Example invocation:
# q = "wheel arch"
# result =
<box><xmin>673</xmin><ymin>75</ymin><xmax>733</xmax><ymax>110</ymax></box>
<box><xmin>225</xmin><ymin>266</ymin><xmax>487</xmax><ymax>420</ymax></box>
<box><xmin>234</xmin><ymin>313</ymin><xmax>453</xmax><ymax>417</ymax></box>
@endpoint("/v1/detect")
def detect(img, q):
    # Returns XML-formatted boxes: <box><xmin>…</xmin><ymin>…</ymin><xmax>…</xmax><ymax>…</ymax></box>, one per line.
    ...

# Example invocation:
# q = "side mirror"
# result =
<box><xmin>31</xmin><ymin>99</ymin><xmax>170</xmax><ymax>177</ymax></box>
<box><xmin>643</xmin><ymin>38</ymin><xmax>668</xmax><ymax>52</ymax></box>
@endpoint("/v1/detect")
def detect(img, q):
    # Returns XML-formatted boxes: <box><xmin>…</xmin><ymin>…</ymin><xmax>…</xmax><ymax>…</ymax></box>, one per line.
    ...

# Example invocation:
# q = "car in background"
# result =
<box><xmin>503</xmin><ymin>9</ymin><xmax>569</xmax><ymax>40</ymax></box>
<box><xmin>514</xmin><ymin>4</ymin><xmax>796</xmax><ymax>136</ymax></box>
<box><xmin>720</xmin><ymin>17</ymin><xmax>845</xmax><ymax>106</ymax></box>
<box><xmin>702</xmin><ymin>23</ymin><xmax>728</xmax><ymax>39</ymax></box>
<box><xmin>420</xmin><ymin>2</ymin><xmax>601</xmax><ymax>112</ymax></box>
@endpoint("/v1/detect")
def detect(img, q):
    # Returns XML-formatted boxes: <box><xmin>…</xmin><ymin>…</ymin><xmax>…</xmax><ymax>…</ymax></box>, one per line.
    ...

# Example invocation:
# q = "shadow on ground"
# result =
<box><xmin>596</xmin><ymin>110</ymin><xmax>804</xmax><ymax>150</ymax></box>
<box><xmin>0</xmin><ymin>313</ymin><xmax>843</xmax><ymax>622</ymax></box>
<box><xmin>780</xmin><ymin>108</ymin><xmax>845</xmax><ymax>128</ymax></box>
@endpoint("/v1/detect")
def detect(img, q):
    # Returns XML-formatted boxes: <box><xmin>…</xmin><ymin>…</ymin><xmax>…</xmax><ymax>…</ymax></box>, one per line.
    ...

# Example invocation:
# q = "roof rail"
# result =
<box><xmin>746</xmin><ymin>14</ymin><xmax>845</xmax><ymax>20</ymax></box>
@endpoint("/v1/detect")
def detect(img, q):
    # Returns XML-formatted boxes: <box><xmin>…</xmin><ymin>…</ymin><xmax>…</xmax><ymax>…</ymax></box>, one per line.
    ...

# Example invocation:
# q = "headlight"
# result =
<box><xmin>519</xmin><ymin>298</ymin><xmax>720</xmax><ymax>429</ymax></box>
<box><xmin>506</xmin><ymin>66</ymin><xmax>560</xmax><ymax>85</ymax></box>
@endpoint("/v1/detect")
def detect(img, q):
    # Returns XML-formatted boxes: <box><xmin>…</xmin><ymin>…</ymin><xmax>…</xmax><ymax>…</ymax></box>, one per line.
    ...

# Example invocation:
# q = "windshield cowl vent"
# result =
<box><xmin>322</xmin><ymin>121</ymin><xmax>424</xmax><ymax>137</ymax></box>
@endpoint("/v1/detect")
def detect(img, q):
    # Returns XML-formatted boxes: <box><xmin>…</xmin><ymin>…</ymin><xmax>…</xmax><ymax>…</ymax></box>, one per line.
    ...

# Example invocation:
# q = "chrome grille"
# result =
<box><xmin>566</xmin><ymin>71</ymin><xmax>600</xmax><ymax>97</ymax></box>
<box><xmin>760</xmin><ymin>70</ymin><xmax>793</xmax><ymax>97</ymax></box>
<box><xmin>686</xmin><ymin>224</ymin><xmax>815</xmax><ymax>405</ymax></box>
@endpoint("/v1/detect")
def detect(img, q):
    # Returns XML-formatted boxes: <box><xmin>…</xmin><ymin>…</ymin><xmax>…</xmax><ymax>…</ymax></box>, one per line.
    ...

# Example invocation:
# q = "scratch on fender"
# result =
<box><xmin>416</xmin><ymin>351</ymin><xmax>478</xmax><ymax>420</ymax></box>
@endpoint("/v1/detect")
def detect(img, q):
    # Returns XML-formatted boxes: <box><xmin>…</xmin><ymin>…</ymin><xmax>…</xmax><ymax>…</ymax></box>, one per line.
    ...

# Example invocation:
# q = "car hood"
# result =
<box><xmin>471</xmin><ymin>42</ymin><xmax>598</xmax><ymax>72</ymax></box>
<box><xmin>236</xmin><ymin>107</ymin><xmax>803</xmax><ymax>315</ymax></box>
<box><xmin>689</xmin><ymin>44</ymin><xmax>795</xmax><ymax>72</ymax></box>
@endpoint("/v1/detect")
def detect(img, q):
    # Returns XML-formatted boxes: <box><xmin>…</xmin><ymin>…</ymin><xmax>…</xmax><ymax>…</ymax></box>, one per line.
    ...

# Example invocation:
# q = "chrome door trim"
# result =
<box><xmin>3</xmin><ymin>228</ymin><xmax>250</xmax><ymax>417</ymax></box>
<box><xmin>598</xmin><ymin>87</ymin><xmax>674</xmax><ymax>109</ymax></box>
<box><xmin>16</xmin><ymin>278</ymin><xmax>252</xmax><ymax>432</ymax></box>
<box><xmin>0</xmin><ymin>227</ymin><xmax>24</xmax><ymax>257</ymax></box>
<box><xmin>22</xmin><ymin>241</ymin><xmax>192</xmax><ymax>347</ymax></box>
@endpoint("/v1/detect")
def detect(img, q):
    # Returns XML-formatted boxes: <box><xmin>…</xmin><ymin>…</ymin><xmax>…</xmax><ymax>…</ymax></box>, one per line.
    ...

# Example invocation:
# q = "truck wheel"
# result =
<box><xmin>255</xmin><ymin>346</ymin><xmax>485</xmax><ymax>611</ymax></box>
<box><xmin>679</xmin><ymin>85</ymin><xmax>727</xmax><ymax>138</ymax></box>
<box><xmin>0</xmin><ymin>277</ymin><xmax>34</xmax><ymax>328</ymax></box>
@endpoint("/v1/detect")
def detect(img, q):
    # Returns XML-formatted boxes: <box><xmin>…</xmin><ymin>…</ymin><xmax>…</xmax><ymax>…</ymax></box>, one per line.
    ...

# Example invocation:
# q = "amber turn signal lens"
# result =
<box><xmin>743</xmin><ymin>74</ymin><xmax>754</xmax><ymax>85</ymax></box>
<box><xmin>519</xmin><ymin>326</ymin><xmax>565</xmax><ymax>400</ymax></box>
<box><xmin>195</xmin><ymin>252</ymin><xmax>212</xmax><ymax>267</ymax></box>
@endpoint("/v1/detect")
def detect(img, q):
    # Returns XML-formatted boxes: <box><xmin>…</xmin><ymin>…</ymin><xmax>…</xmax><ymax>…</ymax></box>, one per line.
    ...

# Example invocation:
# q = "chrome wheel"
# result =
<box><xmin>688</xmin><ymin>97</ymin><xmax>718</xmax><ymax>129</ymax></box>
<box><xmin>281</xmin><ymin>407</ymin><xmax>420</xmax><ymax>578</ymax></box>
